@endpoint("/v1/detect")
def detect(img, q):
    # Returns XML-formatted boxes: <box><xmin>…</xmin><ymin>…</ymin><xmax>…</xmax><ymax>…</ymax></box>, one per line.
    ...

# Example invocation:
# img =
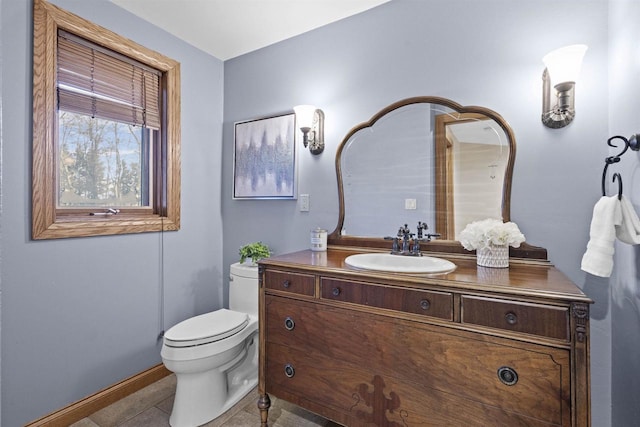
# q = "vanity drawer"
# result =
<box><xmin>264</xmin><ymin>270</ymin><xmax>315</xmax><ymax>296</ymax></box>
<box><xmin>320</xmin><ymin>278</ymin><xmax>453</xmax><ymax>320</ymax></box>
<box><xmin>265</xmin><ymin>299</ymin><xmax>570</xmax><ymax>426</ymax></box>
<box><xmin>267</xmin><ymin>342</ymin><xmax>567</xmax><ymax>427</ymax></box>
<box><xmin>461</xmin><ymin>296</ymin><xmax>569</xmax><ymax>341</ymax></box>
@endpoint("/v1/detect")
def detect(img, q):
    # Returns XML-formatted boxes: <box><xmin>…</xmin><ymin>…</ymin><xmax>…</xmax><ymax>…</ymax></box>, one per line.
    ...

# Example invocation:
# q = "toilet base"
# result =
<box><xmin>169</xmin><ymin>371</ymin><xmax>258</xmax><ymax>427</ymax></box>
<box><xmin>167</xmin><ymin>330</ymin><xmax>259</xmax><ymax>427</ymax></box>
<box><xmin>170</xmin><ymin>369</ymin><xmax>225</xmax><ymax>427</ymax></box>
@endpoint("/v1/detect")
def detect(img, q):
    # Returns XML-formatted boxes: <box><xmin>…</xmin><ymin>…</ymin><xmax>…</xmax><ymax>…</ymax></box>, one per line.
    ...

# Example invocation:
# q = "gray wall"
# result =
<box><xmin>223</xmin><ymin>0</ymin><xmax>616</xmax><ymax>425</ymax></box>
<box><xmin>0</xmin><ymin>0</ymin><xmax>224</xmax><ymax>425</ymax></box>
<box><xmin>609</xmin><ymin>0</ymin><xmax>640</xmax><ymax>424</ymax></box>
<box><xmin>2</xmin><ymin>0</ymin><xmax>638</xmax><ymax>425</ymax></box>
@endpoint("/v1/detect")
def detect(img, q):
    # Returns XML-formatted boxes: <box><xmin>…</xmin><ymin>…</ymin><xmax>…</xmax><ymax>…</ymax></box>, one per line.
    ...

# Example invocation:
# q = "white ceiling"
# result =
<box><xmin>110</xmin><ymin>0</ymin><xmax>390</xmax><ymax>60</ymax></box>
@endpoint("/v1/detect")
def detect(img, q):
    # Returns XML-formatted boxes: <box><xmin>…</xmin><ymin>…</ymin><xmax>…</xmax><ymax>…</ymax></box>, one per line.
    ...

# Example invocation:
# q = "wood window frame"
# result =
<box><xmin>32</xmin><ymin>0</ymin><xmax>181</xmax><ymax>239</ymax></box>
<box><xmin>434</xmin><ymin>112</ymin><xmax>490</xmax><ymax>240</ymax></box>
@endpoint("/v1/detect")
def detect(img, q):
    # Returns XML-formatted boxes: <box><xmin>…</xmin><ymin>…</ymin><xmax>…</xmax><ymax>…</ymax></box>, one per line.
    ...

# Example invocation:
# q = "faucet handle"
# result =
<box><xmin>417</xmin><ymin>221</ymin><xmax>429</xmax><ymax>238</ymax></box>
<box><xmin>384</xmin><ymin>236</ymin><xmax>400</xmax><ymax>253</ymax></box>
<box><xmin>425</xmin><ymin>232</ymin><xmax>441</xmax><ymax>242</ymax></box>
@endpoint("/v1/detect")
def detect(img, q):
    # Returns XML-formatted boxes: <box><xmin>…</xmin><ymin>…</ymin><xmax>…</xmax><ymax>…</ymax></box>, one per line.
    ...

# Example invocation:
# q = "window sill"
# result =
<box><xmin>32</xmin><ymin>214</ymin><xmax>179</xmax><ymax>239</ymax></box>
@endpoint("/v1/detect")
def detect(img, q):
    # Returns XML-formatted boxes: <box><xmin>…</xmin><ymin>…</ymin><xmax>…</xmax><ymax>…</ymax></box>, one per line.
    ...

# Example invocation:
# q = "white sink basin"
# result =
<box><xmin>344</xmin><ymin>253</ymin><xmax>456</xmax><ymax>274</ymax></box>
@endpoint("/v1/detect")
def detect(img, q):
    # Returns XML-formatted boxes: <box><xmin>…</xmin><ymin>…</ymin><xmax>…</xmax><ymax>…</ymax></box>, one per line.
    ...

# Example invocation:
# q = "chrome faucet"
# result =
<box><xmin>400</xmin><ymin>224</ymin><xmax>413</xmax><ymax>253</ymax></box>
<box><xmin>385</xmin><ymin>225</ymin><xmax>408</xmax><ymax>255</ymax></box>
<box><xmin>384</xmin><ymin>222</ymin><xmax>440</xmax><ymax>256</ymax></box>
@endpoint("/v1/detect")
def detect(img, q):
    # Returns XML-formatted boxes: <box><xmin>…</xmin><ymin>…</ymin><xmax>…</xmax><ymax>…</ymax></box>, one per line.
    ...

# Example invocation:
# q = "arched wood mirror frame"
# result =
<box><xmin>328</xmin><ymin>96</ymin><xmax>547</xmax><ymax>259</ymax></box>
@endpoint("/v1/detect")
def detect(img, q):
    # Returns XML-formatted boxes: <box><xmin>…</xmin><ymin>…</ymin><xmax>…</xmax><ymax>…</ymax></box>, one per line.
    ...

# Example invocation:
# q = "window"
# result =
<box><xmin>32</xmin><ymin>0</ymin><xmax>181</xmax><ymax>239</ymax></box>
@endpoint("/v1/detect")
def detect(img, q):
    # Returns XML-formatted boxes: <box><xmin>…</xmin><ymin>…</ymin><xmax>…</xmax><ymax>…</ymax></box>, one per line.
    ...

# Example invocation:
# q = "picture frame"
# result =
<box><xmin>233</xmin><ymin>112</ymin><xmax>297</xmax><ymax>199</ymax></box>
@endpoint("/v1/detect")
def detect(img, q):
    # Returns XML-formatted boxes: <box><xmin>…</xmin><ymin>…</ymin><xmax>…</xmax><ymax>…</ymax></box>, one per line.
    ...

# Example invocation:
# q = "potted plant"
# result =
<box><xmin>239</xmin><ymin>241</ymin><xmax>271</xmax><ymax>266</ymax></box>
<box><xmin>459</xmin><ymin>218</ymin><xmax>525</xmax><ymax>268</ymax></box>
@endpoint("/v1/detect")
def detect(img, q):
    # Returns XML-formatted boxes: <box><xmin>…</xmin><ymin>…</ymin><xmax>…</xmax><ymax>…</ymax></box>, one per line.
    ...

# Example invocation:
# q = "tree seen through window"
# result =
<box><xmin>58</xmin><ymin>112</ymin><xmax>148</xmax><ymax>208</ymax></box>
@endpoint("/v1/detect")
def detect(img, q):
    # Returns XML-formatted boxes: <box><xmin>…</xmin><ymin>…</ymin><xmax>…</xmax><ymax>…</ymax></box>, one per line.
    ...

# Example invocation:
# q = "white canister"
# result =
<box><xmin>310</xmin><ymin>228</ymin><xmax>327</xmax><ymax>252</ymax></box>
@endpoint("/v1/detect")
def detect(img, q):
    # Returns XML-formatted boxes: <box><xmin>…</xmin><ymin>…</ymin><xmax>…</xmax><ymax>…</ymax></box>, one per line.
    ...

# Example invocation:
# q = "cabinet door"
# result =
<box><xmin>265</xmin><ymin>296</ymin><xmax>571</xmax><ymax>426</ymax></box>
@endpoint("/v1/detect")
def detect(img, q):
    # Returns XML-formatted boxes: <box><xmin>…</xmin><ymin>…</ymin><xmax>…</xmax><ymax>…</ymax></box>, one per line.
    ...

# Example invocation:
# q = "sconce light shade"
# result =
<box><xmin>543</xmin><ymin>44</ymin><xmax>588</xmax><ymax>89</ymax></box>
<box><xmin>294</xmin><ymin>105</ymin><xmax>317</xmax><ymax>130</ymax></box>
<box><xmin>541</xmin><ymin>44</ymin><xmax>588</xmax><ymax>128</ymax></box>
<box><xmin>294</xmin><ymin>105</ymin><xmax>325</xmax><ymax>155</ymax></box>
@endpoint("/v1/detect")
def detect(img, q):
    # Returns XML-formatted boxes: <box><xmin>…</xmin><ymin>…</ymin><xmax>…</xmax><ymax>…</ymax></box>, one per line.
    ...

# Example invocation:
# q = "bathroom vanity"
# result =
<box><xmin>258</xmin><ymin>97</ymin><xmax>591</xmax><ymax>426</ymax></box>
<box><xmin>258</xmin><ymin>249</ymin><xmax>591</xmax><ymax>426</ymax></box>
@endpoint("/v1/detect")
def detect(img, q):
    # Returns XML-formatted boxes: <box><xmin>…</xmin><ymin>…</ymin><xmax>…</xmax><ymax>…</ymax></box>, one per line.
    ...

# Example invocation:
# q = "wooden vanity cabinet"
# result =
<box><xmin>258</xmin><ymin>250</ymin><xmax>591</xmax><ymax>427</ymax></box>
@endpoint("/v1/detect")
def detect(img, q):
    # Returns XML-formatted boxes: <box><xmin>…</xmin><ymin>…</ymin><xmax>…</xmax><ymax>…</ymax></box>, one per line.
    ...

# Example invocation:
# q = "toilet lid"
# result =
<box><xmin>164</xmin><ymin>309</ymin><xmax>249</xmax><ymax>348</ymax></box>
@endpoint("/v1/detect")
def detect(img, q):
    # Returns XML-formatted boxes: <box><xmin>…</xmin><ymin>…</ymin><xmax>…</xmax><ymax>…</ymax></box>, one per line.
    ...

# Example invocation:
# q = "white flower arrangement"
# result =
<box><xmin>459</xmin><ymin>218</ymin><xmax>525</xmax><ymax>251</ymax></box>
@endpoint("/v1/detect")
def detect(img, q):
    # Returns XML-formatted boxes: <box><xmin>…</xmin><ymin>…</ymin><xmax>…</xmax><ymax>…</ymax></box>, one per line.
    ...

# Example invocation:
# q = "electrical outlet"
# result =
<box><xmin>300</xmin><ymin>194</ymin><xmax>310</xmax><ymax>212</ymax></box>
<box><xmin>405</xmin><ymin>198</ymin><xmax>417</xmax><ymax>210</ymax></box>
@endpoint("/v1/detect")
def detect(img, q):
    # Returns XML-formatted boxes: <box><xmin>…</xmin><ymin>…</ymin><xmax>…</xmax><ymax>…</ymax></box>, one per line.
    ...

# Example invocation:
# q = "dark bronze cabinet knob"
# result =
<box><xmin>505</xmin><ymin>312</ymin><xmax>518</xmax><ymax>325</ymax></box>
<box><xmin>420</xmin><ymin>299</ymin><xmax>431</xmax><ymax>310</ymax></box>
<box><xmin>497</xmin><ymin>366</ymin><xmax>518</xmax><ymax>386</ymax></box>
<box><xmin>332</xmin><ymin>287</ymin><xmax>341</xmax><ymax>296</ymax></box>
<box><xmin>282</xmin><ymin>280</ymin><xmax>291</xmax><ymax>289</ymax></box>
<box><xmin>284</xmin><ymin>317</ymin><xmax>295</xmax><ymax>331</ymax></box>
<box><xmin>284</xmin><ymin>364</ymin><xmax>295</xmax><ymax>378</ymax></box>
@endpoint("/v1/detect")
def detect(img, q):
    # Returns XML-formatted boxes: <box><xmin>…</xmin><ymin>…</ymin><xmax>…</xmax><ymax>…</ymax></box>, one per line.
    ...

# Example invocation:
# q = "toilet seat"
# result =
<box><xmin>164</xmin><ymin>309</ymin><xmax>249</xmax><ymax>348</ymax></box>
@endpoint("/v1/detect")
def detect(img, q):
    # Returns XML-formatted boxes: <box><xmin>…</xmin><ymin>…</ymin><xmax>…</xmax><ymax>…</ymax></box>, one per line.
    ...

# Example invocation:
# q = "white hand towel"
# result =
<box><xmin>616</xmin><ymin>195</ymin><xmax>640</xmax><ymax>245</ymax></box>
<box><xmin>581</xmin><ymin>196</ymin><xmax>622</xmax><ymax>277</ymax></box>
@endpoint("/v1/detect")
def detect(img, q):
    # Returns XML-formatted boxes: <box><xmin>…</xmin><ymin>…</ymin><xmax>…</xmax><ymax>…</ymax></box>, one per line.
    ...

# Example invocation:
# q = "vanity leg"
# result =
<box><xmin>258</xmin><ymin>393</ymin><xmax>271</xmax><ymax>427</ymax></box>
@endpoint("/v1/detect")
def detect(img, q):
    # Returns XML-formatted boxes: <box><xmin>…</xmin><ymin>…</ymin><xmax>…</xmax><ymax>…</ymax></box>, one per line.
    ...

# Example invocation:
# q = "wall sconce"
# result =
<box><xmin>541</xmin><ymin>44</ymin><xmax>588</xmax><ymax>128</ymax></box>
<box><xmin>294</xmin><ymin>105</ymin><xmax>325</xmax><ymax>155</ymax></box>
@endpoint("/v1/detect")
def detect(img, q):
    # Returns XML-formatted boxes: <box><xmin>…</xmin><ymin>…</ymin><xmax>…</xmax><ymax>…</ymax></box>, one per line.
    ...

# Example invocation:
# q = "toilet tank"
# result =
<box><xmin>229</xmin><ymin>262</ymin><xmax>259</xmax><ymax>316</ymax></box>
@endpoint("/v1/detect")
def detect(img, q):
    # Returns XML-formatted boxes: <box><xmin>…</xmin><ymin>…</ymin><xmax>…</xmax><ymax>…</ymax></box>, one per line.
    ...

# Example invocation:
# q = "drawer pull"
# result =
<box><xmin>497</xmin><ymin>366</ymin><xmax>518</xmax><ymax>386</ymax></box>
<box><xmin>505</xmin><ymin>312</ymin><xmax>518</xmax><ymax>325</ymax></box>
<box><xmin>284</xmin><ymin>317</ymin><xmax>295</xmax><ymax>331</ymax></box>
<box><xmin>282</xmin><ymin>280</ymin><xmax>291</xmax><ymax>289</ymax></box>
<box><xmin>332</xmin><ymin>287</ymin><xmax>341</xmax><ymax>297</ymax></box>
<box><xmin>284</xmin><ymin>364</ymin><xmax>295</xmax><ymax>378</ymax></box>
<box><xmin>420</xmin><ymin>299</ymin><xmax>431</xmax><ymax>310</ymax></box>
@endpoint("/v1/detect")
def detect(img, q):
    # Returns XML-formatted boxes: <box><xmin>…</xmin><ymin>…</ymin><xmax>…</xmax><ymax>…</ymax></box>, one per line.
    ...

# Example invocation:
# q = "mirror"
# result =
<box><xmin>329</xmin><ymin>96</ymin><xmax>516</xmax><ymax>251</ymax></box>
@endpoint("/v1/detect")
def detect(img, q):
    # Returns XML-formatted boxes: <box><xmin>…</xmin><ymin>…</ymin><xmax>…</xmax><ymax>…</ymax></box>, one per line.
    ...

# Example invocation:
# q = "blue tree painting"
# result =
<box><xmin>233</xmin><ymin>113</ymin><xmax>297</xmax><ymax>199</ymax></box>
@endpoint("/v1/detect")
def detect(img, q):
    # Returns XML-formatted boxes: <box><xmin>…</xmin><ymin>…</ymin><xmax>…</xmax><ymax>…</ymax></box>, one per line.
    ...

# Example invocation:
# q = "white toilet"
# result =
<box><xmin>161</xmin><ymin>262</ymin><xmax>259</xmax><ymax>427</ymax></box>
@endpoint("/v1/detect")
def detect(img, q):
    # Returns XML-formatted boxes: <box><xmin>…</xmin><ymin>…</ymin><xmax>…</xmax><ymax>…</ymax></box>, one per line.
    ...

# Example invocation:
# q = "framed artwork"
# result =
<box><xmin>233</xmin><ymin>112</ymin><xmax>297</xmax><ymax>199</ymax></box>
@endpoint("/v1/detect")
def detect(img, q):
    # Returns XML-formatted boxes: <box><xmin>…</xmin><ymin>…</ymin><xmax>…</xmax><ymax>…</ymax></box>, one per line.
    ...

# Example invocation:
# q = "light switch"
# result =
<box><xmin>300</xmin><ymin>194</ymin><xmax>310</xmax><ymax>212</ymax></box>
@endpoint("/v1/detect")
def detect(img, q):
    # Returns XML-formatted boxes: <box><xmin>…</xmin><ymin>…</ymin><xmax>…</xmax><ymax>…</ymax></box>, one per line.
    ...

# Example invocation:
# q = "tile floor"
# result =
<box><xmin>70</xmin><ymin>374</ymin><xmax>341</xmax><ymax>427</ymax></box>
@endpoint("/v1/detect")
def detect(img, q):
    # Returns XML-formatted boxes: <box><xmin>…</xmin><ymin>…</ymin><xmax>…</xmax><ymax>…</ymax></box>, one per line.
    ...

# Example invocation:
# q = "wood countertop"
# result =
<box><xmin>259</xmin><ymin>248</ymin><xmax>592</xmax><ymax>303</ymax></box>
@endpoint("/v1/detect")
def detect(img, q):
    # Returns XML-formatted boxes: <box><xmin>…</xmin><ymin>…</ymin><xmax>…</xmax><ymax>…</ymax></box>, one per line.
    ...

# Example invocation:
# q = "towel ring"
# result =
<box><xmin>601</xmin><ymin>134</ymin><xmax>639</xmax><ymax>198</ymax></box>
<box><xmin>612</xmin><ymin>173</ymin><xmax>623</xmax><ymax>200</ymax></box>
<box><xmin>601</xmin><ymin>158</ymin><xmax>620</xmax><ymax>196</ymax></box>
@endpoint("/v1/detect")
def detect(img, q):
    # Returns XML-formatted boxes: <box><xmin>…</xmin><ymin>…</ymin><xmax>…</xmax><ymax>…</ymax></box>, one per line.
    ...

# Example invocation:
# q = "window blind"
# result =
<box><xmin>57</xmin><ymin>30</ymin><xmax>161</xmax><ymax>129</ymax></box>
